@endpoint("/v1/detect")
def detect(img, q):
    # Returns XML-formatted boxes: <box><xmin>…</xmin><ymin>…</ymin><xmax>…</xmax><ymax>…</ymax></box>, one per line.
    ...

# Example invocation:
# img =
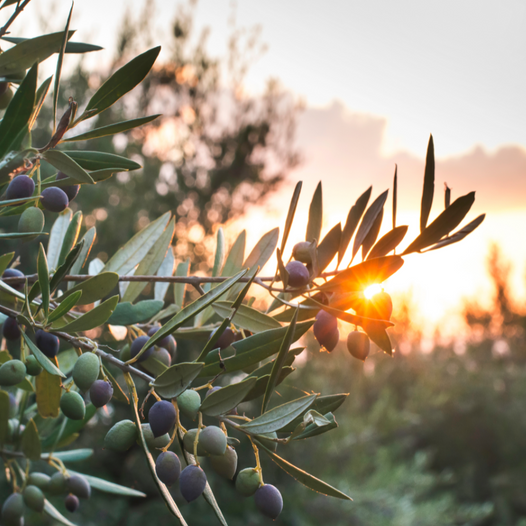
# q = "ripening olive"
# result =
<box><xmin>40</xmin><ymin>187</ymin><xmax>69</xmax><ymax>213</ymax></box>
<box><xmin>89</xmin><ymin>380</ymin><xmax>113</xmax><ymax>408</ymax></box>
<box><xmin>35</xmin><ymin>329</ymin><xmax>60</xmax><ymax>358</ymax></box>
<box><xmin>24</xmin><ymin>355</ymin><xmax>42</xmax><ymax>376</ymax></box>
<box><xmin>155</xmin><ymin>451</ymin><xmax>181</xmax><ymax>486</ymax></box>
<box><xmin>235</xmin><ymin>467</ymin><xmax>261</xmax><ymax>497</ymax></box>
<box><xmin>147</xmin><ymin>326</ymin><xmax>177</xmax><ymax>356</ymax></box>
<box><xmin>22</xmin><ymin>485</ymin><xmax>44</xmax><ymax>512</ymax></box>
<box><xmin>104</xmin><ymin>419</ymin><xmax>137</xmax><ymax>452</ymax></box>
<box><xmin>179</xmin><ymin>465</ymin><xmax>207</xmax><ymax>502</ymax></box>
<box><xmin>18</xmin><ymin>207</ymin><xmax>45</xmax><ymax>237</ymax></box>
<box><xmin>66</xmin><ymin>475</ymin><xmax>91</xmax><ymax>499</ymax></box>
<box><xmin>60</xmin><ymin>391</ymin><xmax>86</xmax><ymax>421</ymax></box>
<box><xmin>211</xmin><ymin>327</ymin><xmax>236</xmax><ymax>350</ymax></box>
<box><xmin>55</xmin><ymin>171</ymin><xmax>80</xmax><ymax>202</ymax></box>
<box><xmin>48</xmin><ymin>472</ymin><xmax>67</xmax><ymax>495</ymax></box>
<box><xmin>2</xmin><ymin>269</ymin><xmax>24</xmax><ymax>292</ymax></box>
<box><xmin>285</xmin><ymin>260</ymin><xmax>310</xmax><ymax>288</ymax></box>
<box><xmin>0</xmin><ymin>359</ymin><xmax>26</xmax><ymax>386</ymax></box>
<box><xmin>313</xmin><ymin>310</ymin><xmax>338</xmax><ymax>345</ymax></box>
<box><xmin>64</xmin><ymin>494</ymin><xmax>79</xmax><ymax>513</ymax></box>
<box><xmin>254</xmin><ymin>484</ymin><xmax>283</xmax><ymax>520</ymax></box>
<box><xmin>130</xmin><ymin>335</ymin><xmax>154</xmax><ymax>362</ymax></box>
<box><xmin>148</xmin><ymin>400</ymin><xmax>176</xmax><ymax>438</ymax></box>
<box><xmin>292</xmin><ymin>241</ymin><xmax>313</xmax><ymax>264</ymax></box>
<box><xmin>6</xmin><ymin>175</ymin><xmax>34</xmax><ymax>200</ymax></box>
<box><xmin>3</xmin><ymin>317</ymin><xmax>21</xmax><ymax>340</ymax></box>
<box><xmin>183</xmin><ymin>429</ymin><xmax>208</xmax><ymax>457</ymax></box>
<box><xmin>140</xmin><ymin>423</ymin><xmax>171</xmax><ymax>449</ymax></box>
<box><xmin>346</xmin><ymin>331</ymin><xmax>370</xmax><ymax>361</ymax></box>
<box><xmin>153</xmin><ymin>347</ymin><xmax>172</xmax><ymax>367</ymax></box>
<box><xmin>177</xmin><ymin>389</ymin><xmax>201</xmax><ymax>421</ymax></box>
<box><xmin>1</xmin><ymin>493</ymin><xmax>24</xmax><ymax>526</ymax></box>
<box><xmin>209</xmin><ymin>446</ymin><xmax>237</xmax><ymax>480</ymax></box>
<box><xmin>27</xmin><ymin>473</ymin><xmax>51</xmax><ymax>492</ymax></box>
<box><xmin>199</xmin><ymin>426</ymin><xmax>227</xmax><ymax>456</ymax></box>
<box><xmin>72</xmin><ymin>352</ymin><xmax>100</xmax><ymax>392</ymax></box>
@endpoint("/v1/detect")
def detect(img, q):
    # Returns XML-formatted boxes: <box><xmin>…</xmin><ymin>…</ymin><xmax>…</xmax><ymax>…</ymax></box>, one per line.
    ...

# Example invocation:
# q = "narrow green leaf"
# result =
<box><xmin>123</xmin><ymin>218</ymin><xmax>175</xmax><ymax>303</ymax></box>
<box><xmin>258</xmin><ymin>443</ymin><xmax>352</xmax><ymax>500</ymax></box>
<box><xmin>402</xmin><ymin>192</ymin><xmax>476</xmax><ymax>254</ymax></box>
<box><xmin>43</xmin><ymin>150</ymin><xmax>94</xmax><ymax>184</ymax></box>
<box><xmin>65</xmin><ymin>150</ymin><xmax>141</xmax><ymax>171</ymax></box>
<box><xmin>48</xmin><ymin>291</ymin><xmax>82</xmax><ymax>323</ymax></box>
<box><xmin>1</xmin><ymin>36</ymin><xmax>102</xmax><ymax>54</ymax></box>
<box><xmin>47</xmin><ymin>208</ymin><xmax>72</xmax><ymax>271</ymax></box>
<box><xmin>248</xmin><ymin>347</ymin><xmax>303</xmax><ymax>379</ymax></box>
<box><xmin>154</xmin><ymin>247</ymin><xmax>175</xmax><ymax>302</ymax></box>
<box><xmin>57</xmin><ymin>211</ymin><xmax>82</xmax><ymax>268</ymax></box>
<box><xmin>53</xmin><ymin>4</ymin><xmax>73</xmax><ymax>132</ymax></box>
<box><xmin>0</xmin><ymin>31</ymin><xmax>74</xmax><ymax>74</ymax></box>
<box><xmin>292</xmin><ymin>412</ymin><xmax>338</xmax><ymax>440</ymax></box>
<box><xmin>104</xmin><ymin>212</ymin><xmax>171</xmax><ymax>275</ymax></box>
<box><xmin>280</xmin><ymin>181</ymin><xmax>302</xmax><ymax>253</ymax></box>
<box><xmin>21</xmin><ymin>418</ymin><xmax>42</xmax><ymax>460</ymax></box>
<box><xmin>338</xmin><ymin>186</ymin><xmax>372</xmax><ymax>265</ymax></box>
<box><xmin>361</xmin><ymin>208</ymin><xmax>383</xmax><ymax>259</ymax></box>
<box><xmin>0</xmin><ymin>252</ymin><xmax>14</xmax><ymax>275</ymax></box>
<box><xmin>424</xmin><ymin>213</ymin><xmax>485</xmax><ymax>251</ymax></box>
<box><xmin>367</xmin><ymin>226</ymin><xmax>408</xmax><ymax>260</ymax></box>
<box><xmin>29</xmin><ymin>76</ymin><xmax>53</xmax><ymax>130</ymax></box>
<box><xmin>68</xmin><ymin>469</ymin><xmax>146</xmax><ymax>497</ymax></box>
<box><xmin>200</xmin><ymin>377</ymin><xmax>257</xmax><ymax>416</ymax></box>
<box><xmin>200</xmin><ymin>321</ymin><xmax>313</xmax><ymax>377</ymax></box>
<box><xmin>107</xmin><ymin>300</ymin><xmax>164</xmax><ymax>326</ymax></box>
<box><xmin>58</xmin><ymin>295</ymin><xmax>119</xmax><ymax>333</ymax></box>
<box><xmin>37</xmin><ymin>244</ymin><xmax>50</xmax><ymax>318</ymax></box>
<box><xmin>420</xmin><ymin>134</ymin><xmax>435</xmax><ymax>232</ymax></box>
<box><xmin>102</xmin><ymin>365</ymin><xmax>129</xmax><ymax>404</ymax></box>
<box><xmin>43</xmin><ymin>500</ymin><xmax>78</xmax><ymax>526</ymax></box>
<box><xmin>78</xmin><ymin>47</ymin><xmax>161</xmax><ymax>122</ymax></box>
<box><xmin>22</xmin><ymin>332</ymin><xmax>65</xmax><ymax>379</ymax></box>
<box><xmin>221</xmin><ymin>230</ymin><xmax>245</xmax><ymax>278</ymax></box>
<box><xmin>0</xmin><ymin>62</ymin><xmax>37</xmax><ymax>157</ymax></box>
<box><xmin>445</xmin><ymin>183</ymin><xmax>451</xmax><ymax>209</ymax></box>
<box><xmin>57</xmin><ymin>272</ymin><xmax>119</xmax><ymax>305</ymax></box>
<box><xmin>306</xmin><ymin>181</ymin><xmax>323</xmax><ymax>243</ymax></box>
<box><xmin>262</xmin><ymin>308</ymin><xmax>298</xmax><ymax>413</ymax></box>
<box><xmin>276</xmin><ymin>247</ymin><xmax>289</xmax><ymax>289</ymax></box>
<box><xmin>173</xmin><ymin>258</ymin><xmax>190</xmax><ymax>308</ymax></box>
<box><xmin>212</xmin><ymin>301</ymin><xmax>282</xmax><ymax>333</ymax></box>
<box><xmin>317</xmin><ymin>223</ymin><xmax>342</xmax><ymax>273</ymax></box>
<box><xmin>0</xmin><ymin>196</ymin><xmax>39</xmax><ymax>208</ymax></box>
<box><xmin>47</xmin><ymin>449</ymin><xmax>93</xmax><ymax>462</ymax></box>
<box><xmin>240</xmin><ymin>394</ymin><xmax>316</xmax><ymax>434</ymax></box>
<box><xmin>242</xmin><ymin>227</ymin><xmax>279</xmax><ymax>271</ymax></box>
<box><xmin>151</xmin><ymin>363</ymin><xmax>204</xmax><ymax>399</ymax></box>
<box><xmin>63</xmin><ymin>115</ymin><xmax>161</xmax><ymax>142</ymax></box>
<box><xmin>68</xmin><ymin>227</ymin><xmax>96</xmax><ymax>282</ymax></box>
<box><xmin>352</xmin><ymin>190</ymin><xmax>388</xmax><ymax>260</ymax></box>
<box><xmin>0</xmin><ymin>231</ymin><xmax>48</xmax><ymax>239</ymax></box>
<box><xmin>0</xmin><ymin>390</ymin><xmax>9</xmax><ymax>444</ymax></box>
<box><xmin>50</xmin><ymin>240</ymin><xmax>85</xmax><ymax>294</ymax></box>
<box><xmin>242</xmin><ymin>367</ymin><xmax>295</xmax><ymax>402</ymax></box>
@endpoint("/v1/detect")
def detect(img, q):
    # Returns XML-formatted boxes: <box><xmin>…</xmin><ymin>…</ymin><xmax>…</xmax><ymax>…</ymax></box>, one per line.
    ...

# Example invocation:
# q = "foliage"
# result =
<box><xmin>0</xmin><ymin>2</ymin><xmax>484</xmax><ymax>525</ymax></box>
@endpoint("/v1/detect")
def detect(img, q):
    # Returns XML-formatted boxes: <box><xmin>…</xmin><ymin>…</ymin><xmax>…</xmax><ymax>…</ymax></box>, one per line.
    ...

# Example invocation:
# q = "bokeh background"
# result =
<box><xmin>2</xmin><ymin>0</ymin><xmax>526</xmax><ymax>524</ymax></box>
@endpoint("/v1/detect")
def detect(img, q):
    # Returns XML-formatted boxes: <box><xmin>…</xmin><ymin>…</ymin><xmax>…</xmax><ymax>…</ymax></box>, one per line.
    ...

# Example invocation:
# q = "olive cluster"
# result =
<box><xmin>126</xmin><ymin>327</ymin><xmax>177</xmax><ymax>367</ymax></box>
<box><xmin>3</xmin><ymin>170</ymin><xmax>80</xmax><ymax>238</ymax></box>
<box><xmin>1</xmin><ymin>472</ymin><xmax>90</xmax><ymax>524</ymax></box>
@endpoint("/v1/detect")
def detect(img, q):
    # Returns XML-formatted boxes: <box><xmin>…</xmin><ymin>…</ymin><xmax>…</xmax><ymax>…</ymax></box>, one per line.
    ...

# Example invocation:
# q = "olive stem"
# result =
<box><xmin>248</xmin><ymin>436</ymin><xmax>264</xmax><ymax>485</ymax></box>
<box><xmin>193</xmin><ymin>412</ymin><xmax>203</xmax><ymax>466</ymax></box>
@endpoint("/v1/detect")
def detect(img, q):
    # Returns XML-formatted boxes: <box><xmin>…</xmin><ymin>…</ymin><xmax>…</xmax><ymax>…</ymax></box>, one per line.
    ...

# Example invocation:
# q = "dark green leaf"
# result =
<box><xmin>420</xmin><ymin>134</ymin><xmax>435</xmax><ymax>232</ymax></box>
<box><xmin>258</xmin><ymin>443</ymin><xmax>352</xmax><ymax>500</ymax></box>
<box><xmin>243</xmin><ymin>367</ymin><xmax>295</xmax><ymax>402</ymax></box>
<box><xmin>0</xmin><ymin>252</ymin><xmax>15</xmax><ymax>275</ymax></box>
<box><xmin>78</xmin><ymin>47</ymin><xmax>160</xmax><ymax>122</ymax></box>
<box><xmin>0</xmin><ymin>390</ymin><xmax>9</xmax><ymax>444</ymax></box>
<box><xmin>317</xmin><ymin>223</ymin><xmax>342</xmax><ymax>273</ymax></box>
<box><xmin>367</xmin><ymin>226</ymin><xmax>408</xmax><ymax>260</ymax></box>
<box><xmin>402</xmin><ymin>192</ymin><xmax>476</xmax><ymax>254</ymax></box>
<box><xmin>211</xmin><ymin>301</ymin><xmax>281</xmax><ymax>333</ymax></box>
<box><xmin>363</xmin><ymin>321</ymin><xmax>393</xmax><ymax>355</ymax></box>
<box><xmin>1</xmin><ymin>36</ymin><xmax>102</xmax><ymax>54</ymax></box>
<box><xmin>0</xmin><ymin>62</ymin><xmax>37</xmax><ymax>157</ymax></box>
<box><xmin>21</xmin><ymin>418</ymin><xmax>41</xmax><ymax>460</ymax></box>
<box><xmin>68</xmin><ymin>227</ymin><xmax>96</xmax><ymax>278</ymax></box>
<box><xmin>50</xmin><ymin>240</ymin><xmax>84</xmax><ymax>294</ymax></box>
<box><xmin>0</xmin><ymin>231</ymin><xmax>47</xmax><ymax>239</ymax></box>
<box><xmin>425</xmin><ymin>213</ymin><xmax>485</xmax><ymax>251</ymax></box>
<box><xmin>445</xmin><ymin>183</ymin><xmax>451</xmax><ymax>209</ymax></box>
<box><xmin>280</xmin><ymin>181</ymin><xmax>302</xmax><ymax>253</ymax></box>
<box><xmin>151</xmin><ymin>362</ymin><xmax>204</xmax><ymax>399</ymax></box>
<box><xmin>361</xmin><ymin>208</ymin><xmax>383</xmax><ymax>259</ymax></box>
<box><xmin>68</xmin><ymin>470</ymin><xmax>146</xmax><ymax>497</ymax></box>
<box><xmin>57</xmin><ymin>272</ymin><xmax>119</xmax><ymax>305</ymax></box>
<box><xmin>65</xmin><ymin>150</ymin><xmax>141</xmax><ymax>171</ymax></box>
<box><xmin>58</xmin><ymin>295</ymin><xmax>119</xmax><ymax>333</ymax></box>
<box><xmin>47</xmin><ymin>291</ymin><xmax>82</xmax><ymax>324</ymax></box>
<box><xmin>352</xmin><ymin>190</ymin><xmax>388</xmax><ymax>260</ymax></box>
<box><xmin>43</xmin><ymin>150</ymin><xmax>94</xmax><ymax>184</ymax></box>
<box><xmin>63</xmin><ymin>115</ymin><xmax>161</xmax><ymax>142</ymax></box>
<box><xmin>0</xmin><ymin>31</ymin><xmax>74</xmax><ymax>75</ymax></box>
<box><xmin>47</xmin><ymin>449</ymin><xmax>93</xmax><ymax>462</ymax></box>
<box><xmin>102</xmin><ymin>366</ymin><xmax>129</xmax><ymax>404</ymax></box>
<box><xmin>29</xmin><ymin>76</ymin><xmax>53</xmax><ymax>130</ymax></box>
<box><xmin>338</xmin><ymin>186</ymin><xmax>371</xmax><ymax>265</ymax></box>
<box><xmin>306</xmin><ymin>181</ymin><xmax>322</xmax><ymax>243</ymax></box>
<box><xmin>43</xmin><ymin>500</ymin><xmax>78</xmax><ymax>526</ymax></box>
<box><xmin>22</xmin><ymin>332</ymin><xmax>65</xmax><ymax>378</ymax></box>
<box><xmin>199</xmin><ymin>376</ymin><xmax>257</xmax><ymax>416</ymax></box>
<box><xmin>293</xmin><ymin>412</ymin><xmax>338</xmax><ymax>440</ymax></box>
<box><xmin>57</xmin><ymin>211</ymin><xmax>82</xmax><ymax>268</ymax></box>
<box><xmin>262</xmin><ymin>308</ymin><xmax>298</xmax><ymax>413</ymax></box>
<box><xmin>239</xmin><ymin>394</ymin><xmax>316</xmax><ymax>434</ymax></box>
<box><xmin>37</xmin><ymin>244</ymin><xmax>49</xmax><ymax>318</ymax></box>
<box><xmin>248</xmin><ymin>347</ymin><xmax>303</xmax><ymax>378</ymax></box>
<box><xmin>0</xmin><ymin>196</ymin><xmax>39</xmax><ymax>208</ymax></box>
<box><xmin>107</xmin><ymin>300</ymin><xmax>164</xmax><ymax>326</ymax></box>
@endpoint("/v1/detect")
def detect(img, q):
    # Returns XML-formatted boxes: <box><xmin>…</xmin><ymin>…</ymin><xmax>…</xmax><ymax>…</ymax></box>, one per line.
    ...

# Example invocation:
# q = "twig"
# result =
<box><xmin>0</xmin><ymin>0</ymin><xmax>33</xmax><ymax>39</ymax></box>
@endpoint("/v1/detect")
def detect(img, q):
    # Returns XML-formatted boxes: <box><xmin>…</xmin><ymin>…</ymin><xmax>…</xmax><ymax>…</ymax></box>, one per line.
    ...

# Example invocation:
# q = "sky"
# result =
<box><xmin>4</xmin><ymin>0</ymin><xmax>526</xmax><ymax>337</ymax></box>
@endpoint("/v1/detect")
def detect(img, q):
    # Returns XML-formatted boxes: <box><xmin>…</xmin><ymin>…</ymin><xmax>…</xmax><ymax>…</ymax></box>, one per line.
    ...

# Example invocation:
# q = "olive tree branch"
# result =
<box><xmin>0</xmin><ymin>0</ymin><xmax>33</xmax><ymax>38</ymax></box>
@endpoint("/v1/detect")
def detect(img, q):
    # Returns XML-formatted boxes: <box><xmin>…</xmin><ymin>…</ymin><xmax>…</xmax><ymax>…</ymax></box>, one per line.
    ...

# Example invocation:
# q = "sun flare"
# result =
<box><xmin>364</xmin><ymin>283</ymin><xmax>383</xmax><ymax>299</ymax></box>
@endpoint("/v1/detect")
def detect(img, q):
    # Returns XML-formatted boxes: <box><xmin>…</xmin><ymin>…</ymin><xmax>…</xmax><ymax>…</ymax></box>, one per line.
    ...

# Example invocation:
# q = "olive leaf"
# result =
<box><xmin>420</xmin><ymin>134</ymin><xmax>435</xmax><ymax>232</ymax></box>
<box><xmin>306</xmin><ymin>181</ymin><xmax>322</xmax><ymax>243</ymax></box>
<box><xmin>280</xmin><ymin>181</ymin><xmax>302</xmax><ymax>253</ymax></box>
<box><xmin>199</xmin><ymin>376</ymin><xmax>257</xmax><ymax>416</ymax></box>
